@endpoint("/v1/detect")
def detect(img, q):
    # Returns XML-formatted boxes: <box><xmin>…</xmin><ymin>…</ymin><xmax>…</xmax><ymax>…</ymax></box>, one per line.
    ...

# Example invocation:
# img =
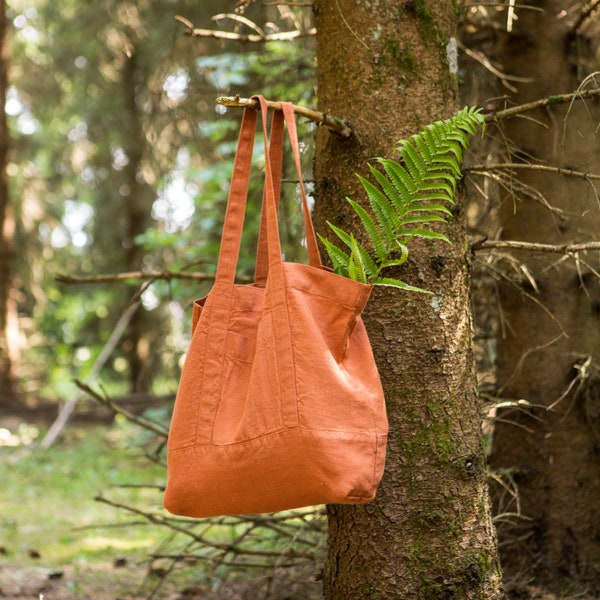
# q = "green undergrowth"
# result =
<box><xmin>0</xmin><ymin>419</ymin><xmax>190</xmax><ymax>597</ymax></box>
<box><xmin>1</xmin><ymin>421</ymin><xmax>161</xmax><ymax>560</ymax></box>
<box><xmin>0</xmin><ymin>418</ymin><xmax>325</xmax><ymax>599</ymax></box>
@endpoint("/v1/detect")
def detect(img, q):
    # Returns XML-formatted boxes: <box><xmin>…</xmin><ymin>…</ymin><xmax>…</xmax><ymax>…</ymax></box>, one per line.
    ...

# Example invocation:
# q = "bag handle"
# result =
<box><xmin>254</xmin><ymin>109</ymin><xmax>284</xmax><ymax>286</ymax></box>
<box><xmin>214</xmin><ymin>104</ymin><xmax>258</xmax><ymax>284</ymax></box>
<box><xmin>254</xmin><ymin>102</ymin><xmax>323</xmax><ymax>284</ymax></box>
<box><xmin>216</xmin><ymin>96</ymin><xmax>322</xmax><ymax>285</ymax></box>
<box><xmin>281</xmin><ymin>102</ymin><xmax>322</xmax><ymax>268</ymax></box>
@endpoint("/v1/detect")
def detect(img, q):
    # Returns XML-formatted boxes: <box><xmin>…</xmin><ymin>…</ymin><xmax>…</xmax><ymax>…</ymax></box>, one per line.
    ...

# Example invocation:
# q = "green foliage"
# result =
<box><xmin>318</xmin><ymin>107</ymin><xmax>485</xmax><ymax>292</ymax></box>
<box><xmin>9</xmin><ymin>1</ymin><xmax>316</xmax><ymax>396</ymax></box>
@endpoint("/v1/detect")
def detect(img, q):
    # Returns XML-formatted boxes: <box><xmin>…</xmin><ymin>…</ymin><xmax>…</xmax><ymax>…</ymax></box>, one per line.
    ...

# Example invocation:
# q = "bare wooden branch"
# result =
<box><xmin>56</xmin><ymin>269</ymin><xmax>251</xmax><ymax>285</ymax></box>
<box><xmin>466</xmin><ymin>162</ymin><xmax>600</xmax><ymax>181</ymax></box>
<box><xmin>472</xmin><ymin>239</ymin><xmax>600</xmax><ymax>255</ymax></box>
<box><xmin>572</xmin><ymin>0</ymin><xmax>600</xmax><ymax>32</ymax></box>
<box><xmin>484</xmin><ymin>87</ymin><xmax>600</xmax><ymax>123</ymax></box>
<box><xmin>216</xmin><ymin>95</ymin><xmax>353</xmax><ymax>138</ymax></box>
<box><xmin>457</xmin><ymin>40</ymin><xmax>533</xmax><ymax>93</ymax></box>
<box><xmin>262</xmin><ymin>1</ymin><xmax>314</xmax><ymax>5</ymax></box>
<box><xmin>38</xmin><ymin>302</ymin><xmax>140</xmax><ymax>450</ymax></box>
<box><xmin>174</xmin><ymin>15</ymin><xmax>315</xmax><ymax>43</ymax></box>
<box><xmin>75</xmin><ymin>380</ymin><xmax>169</xmax><ymax>438</ymax></box>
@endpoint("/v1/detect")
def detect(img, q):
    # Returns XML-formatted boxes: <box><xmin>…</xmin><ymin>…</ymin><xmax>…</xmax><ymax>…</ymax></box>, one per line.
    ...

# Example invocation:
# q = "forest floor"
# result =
<box><xmin>0</xmin><ymin>407</ymin><xmax>321</xmax><ymax>600</ymax></box>
<box><xmin>0</xmin><ymin>406</ymin><xmax>596</xmax><ymax>600</ymax></box>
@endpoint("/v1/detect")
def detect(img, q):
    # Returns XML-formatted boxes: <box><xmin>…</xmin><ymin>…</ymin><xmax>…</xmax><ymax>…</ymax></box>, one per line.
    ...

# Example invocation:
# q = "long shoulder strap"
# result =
<box><xmin>254</xmin><ymin>109</ymin><xmax>285</xmax><ymax>286</ymax></box>
<box><xmin>214</xmin><ymin>104</ymin><xmax>258</xmax><ymax>284</ymax></box>
<box><xmin>215</xmin><ymin>97</ymin><xmax>323</xmax><ymax>285</ymax></box>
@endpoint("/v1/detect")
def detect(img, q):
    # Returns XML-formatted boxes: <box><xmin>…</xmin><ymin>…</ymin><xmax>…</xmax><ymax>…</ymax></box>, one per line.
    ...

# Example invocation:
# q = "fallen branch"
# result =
<box><xmin>95</xmin><ymin>493</ymin><xmax>323</xmax><ymax>560</ymax></box>
<box><xmin>216</xmin><ymin>95</ymin><xmax>353</xmax><ymax>138</ymax></box>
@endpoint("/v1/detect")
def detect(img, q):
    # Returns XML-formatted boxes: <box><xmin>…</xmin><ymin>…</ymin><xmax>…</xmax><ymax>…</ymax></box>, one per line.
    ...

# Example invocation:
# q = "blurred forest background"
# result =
<box><xmin>1</xmin><ymin>1</ymin><xmax>322</xmax><ymax>598</ymax></box>
<box><xmin>2</xmin><ymin>0</ymin><xmax>600</xmax><ymax>598</ymax></box>
<box><xmin>0</xmin><ymin>0</ymin><xmax>316</xmax><ymax>406</ymax></box>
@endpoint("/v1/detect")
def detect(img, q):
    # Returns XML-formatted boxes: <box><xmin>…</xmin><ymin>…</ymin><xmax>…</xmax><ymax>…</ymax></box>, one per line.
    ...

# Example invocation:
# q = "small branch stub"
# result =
<box><xmin>216</xmin><ymin>95</ymin><xmax>353</xmax><ymax>138</ymax></box>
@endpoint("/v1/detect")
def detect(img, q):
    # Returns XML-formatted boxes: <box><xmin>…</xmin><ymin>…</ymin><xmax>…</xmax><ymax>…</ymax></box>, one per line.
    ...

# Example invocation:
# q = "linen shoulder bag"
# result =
<box><xmin>164</xmin><ymin>96</ymin><xmax>388</xmax><ymax>517</ymax></box>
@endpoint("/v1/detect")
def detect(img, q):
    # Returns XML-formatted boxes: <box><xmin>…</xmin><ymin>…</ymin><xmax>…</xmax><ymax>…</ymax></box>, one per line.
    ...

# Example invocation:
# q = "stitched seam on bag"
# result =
<box><xmin>275</xmin><ymin>279</ymin><xmax>299</xmax><ymax>428</ymax></box>
<box><xmin>372</xmin><ymin>433</ymin><xmax>386</xmax><ymax>489</ymax></box>
<box><xmin>168</xmin><ymin>427</ymin><xmax>377</xmax><ymax>451</ymax></box>
<box><xmin>195</xmin><ymin>286</ymin><xmax>233</xmax><ymax>447</ymax></box>
<box><xmin>287</xmin><ymin>286</ymin><xmax>367</xmax><ymax>311</ymax></box>
<box><xmin>189</xmin><ymin>294</ymin><xmax>211</xmax><ymax>448</ymax></box>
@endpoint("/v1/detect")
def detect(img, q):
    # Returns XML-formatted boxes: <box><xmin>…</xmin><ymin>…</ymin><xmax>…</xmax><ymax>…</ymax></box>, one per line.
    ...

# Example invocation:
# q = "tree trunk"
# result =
<box><xmin>489</xmin><ymin>2</ymin><xmax>600</xmax><ymax>592</ymax></box>
<box><xmin>313</xmin><ymin>1</ymin><xmax>503</xmax><ymax>597</ymax></box>
<box><xmin>0</xmin><ymin>0</ymin><xmax>18</xmax><ymax>403</ymax></box>
<box><xmin>120</xmin><ymin>49</ymin><xmax>154</xmax><ymax>393</ymax></box>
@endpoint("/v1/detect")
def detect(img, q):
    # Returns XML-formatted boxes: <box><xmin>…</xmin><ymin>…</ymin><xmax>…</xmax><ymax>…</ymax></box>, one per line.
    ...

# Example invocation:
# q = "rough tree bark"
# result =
<box><xmin>488</xmin><ymin>2</ymin><xmax>600</xmax><ymax>592</ymax></box>
<box><xmin>313</xmin><ymin>1</ymin><xmax>503</xmax><ymax>597</ymax></box>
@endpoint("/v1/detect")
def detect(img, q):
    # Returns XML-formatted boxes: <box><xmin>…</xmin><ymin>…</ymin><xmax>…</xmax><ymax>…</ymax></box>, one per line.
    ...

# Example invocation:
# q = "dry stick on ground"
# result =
<box><xmin>95</xmin><ymin>494</ymin><xmax>322</xmax><ymax>564</ymax></box>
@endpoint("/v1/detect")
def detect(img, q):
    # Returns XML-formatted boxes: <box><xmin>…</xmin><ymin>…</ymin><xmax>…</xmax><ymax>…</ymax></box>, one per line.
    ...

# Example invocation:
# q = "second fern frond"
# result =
<box><xmin>318</xmin><ymin>106</ymin><xmax>485</xmax><ymax>292</ymax></box>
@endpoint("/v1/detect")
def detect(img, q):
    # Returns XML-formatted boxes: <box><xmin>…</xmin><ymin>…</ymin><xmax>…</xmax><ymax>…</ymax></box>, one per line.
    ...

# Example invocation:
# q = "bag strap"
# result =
<box><xmin>215</xmin><ymin>96</ymin><xmax>322</xmax><ymax>285</ymax></box>
<box><xmin>254</xmin><ymin>109</ymin><xmax>285</xmax><ymax>286</ymax></box>
<box><xmin>214</xmin><ymin>104</ymin><xmax>257</xmax><ymax>284</ymax></box>
<box><xmin>254</xmin><ymin>102</ymin><xmax>322</xmax><ymax>284</ymax></box>
<box><xmin>280</xmin><ymin>102</ymin><xmax>322</xmax><ymax>269</ymax></box>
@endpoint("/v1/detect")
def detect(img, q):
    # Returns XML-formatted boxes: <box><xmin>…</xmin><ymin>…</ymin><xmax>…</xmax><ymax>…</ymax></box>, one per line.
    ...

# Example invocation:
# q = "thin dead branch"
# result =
<box><xmin>457</xmin><ymin>40</ymin><xmax>533</xmax><ymax>93</ymax></box>
<box><xmin>484</xmin><ymin>87</ymin><xmax>600</xmax><ymax>123</ymax></box>
<box><xmin>572</xmin><ymin>0</ymin><xmax>600</xmax><ymax>33</ymax></box>
<box><xmin>75</xmin><ymin>380</ymin><xmax>169</xmax><ymax>438</ymax></box>
<box><xmin>498</xmin><ymin>334</ymin><xmax>566</xmax><ymax>396</ymax></box>
<box><xmin>38</xmin><ymin>301</ymin><xmax>140</xmax><ymax>449</ymax></box>
<box><xmin>472</xmin><ymin>239</ymin><xmax>600</xmax><ymax>255</ymax></box>
<box><xmin>474</xmin><ymin>257</ymin><xmax>567</xmax><ymax>338</ymax></box>
<box><xmin>467</xmin><ymin>162</ymin><xmax>600</xmax><ymax>181</ymax></box>
<box><xmin>56</xmin><ymin>270</ymin><xmax>251</xmax><ymax>285</ymax></box>
<box><xmin>174</xmin><ymin>15</ymin><xmax>315</xmax><ymax>43</ymax></box>
<box><xmin>94</xmin><ymin>493</ymin><xmax>325</xmax><ymax>577</ymax></box>
<box><xmin>467</xmin><ymin>166</ymin><xmax>565</xmax><ymax>216</ymax></box>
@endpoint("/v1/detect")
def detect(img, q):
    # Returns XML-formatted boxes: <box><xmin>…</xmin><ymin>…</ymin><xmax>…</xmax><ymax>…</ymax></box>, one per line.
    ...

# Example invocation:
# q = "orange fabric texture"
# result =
<box><xmin>164</xmin><ymin>96</ymin><xmax>388</xmax><ymax>517</ymax></box>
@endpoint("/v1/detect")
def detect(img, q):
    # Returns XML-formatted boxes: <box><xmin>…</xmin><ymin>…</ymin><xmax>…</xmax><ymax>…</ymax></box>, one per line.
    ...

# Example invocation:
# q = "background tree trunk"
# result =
<box><xmin>119</xmin><ymin>49</ymin><xmax>154</xmax><ymax>394</ymax></box>
<box><xmin>488</xmin><ymin>2</ymin><xmax>600</xmax><ymax>592</ymax></box>
<box><xmin>313</xmin><ymin>1</ymin><xmax>503</xmax><ymax>597</ymax></box>
<box><xmin>0</xmin><ymin>0</ymin><xmax>18</xmax><ymax>404</ymax></box>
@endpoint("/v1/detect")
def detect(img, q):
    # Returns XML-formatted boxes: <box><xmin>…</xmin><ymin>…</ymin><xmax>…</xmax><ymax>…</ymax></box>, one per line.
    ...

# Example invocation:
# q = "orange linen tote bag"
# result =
<box><xmin>164</xmin><ymin>96</ymin><xmax>388</xmax><ymax>518</ymax></box>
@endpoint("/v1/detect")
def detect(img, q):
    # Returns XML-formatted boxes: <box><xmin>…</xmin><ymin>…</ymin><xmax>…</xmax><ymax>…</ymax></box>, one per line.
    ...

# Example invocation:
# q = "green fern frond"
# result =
<box><xmin>346</xmin><ymin>198</ymin><xmax>387</xmax><ymax>262</ymax></box>
<box><xmin>319</xmin><ymin>107</ymin><xmax>485</xmax><ymax>290</ymax></box>
<box><xmin>317</xmin><ymin>234</ymin><xmax>350</xmax><ymax>277</ymax></box>
<box><xmin>371</xmin><ymin>277</ymin><xmax>432</xmax><ymax>294</ymax></box>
